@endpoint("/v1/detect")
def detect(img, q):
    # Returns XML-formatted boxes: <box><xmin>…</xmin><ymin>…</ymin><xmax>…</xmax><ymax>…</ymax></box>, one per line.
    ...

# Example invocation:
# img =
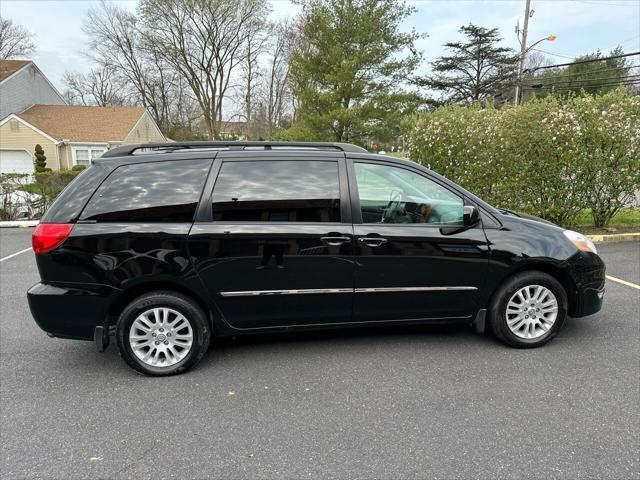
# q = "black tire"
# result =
<box><xmin>116</xmin><ymin>291</ymin><xmax>211</xmax><ymax>376</ymax></box>
<box><xmin>488</xmin><ymin>271</ymin><xmax>568</xmax><ymax>348</ymax></box>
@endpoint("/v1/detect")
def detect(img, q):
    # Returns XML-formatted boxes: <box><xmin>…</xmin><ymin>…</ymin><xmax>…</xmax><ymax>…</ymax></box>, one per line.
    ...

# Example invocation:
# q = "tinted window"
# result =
<box><xmin>355</xmin><ymin>162</ymin><xmax>464</xmax><ymax>225</ymax></box>
<box><xmin>212</xmin><ymin>160</ymin><xmax>341</xmax><ymax>222</ymax></box>
<box><xmin>41</xmin><ymin>165</ymin><xmax>110</xmax><ymax>223</ymax></box>
<box><xmin>81</xmin><ymin>159</ymin><xmax>211</xmax><ymax>222</ymax></box>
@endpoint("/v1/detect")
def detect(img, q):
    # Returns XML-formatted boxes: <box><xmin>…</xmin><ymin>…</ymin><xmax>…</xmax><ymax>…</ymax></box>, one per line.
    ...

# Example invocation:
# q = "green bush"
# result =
<box><xmin>71</xmin><ymin>165</ymin><xmax>87</xmax><ymax>171</ymax></box>
<box><xmin>0</xmin><ymin>173</ymin><xmax>33</xmax><ymax>220</ymax></box>
<box><xmin>568</xmin><ymin>90</ymin><xmax>640</xmax><ymax>227</ymax></box>
<box><xmin>407</xmin><ymin>89</ymin><xmax>640</xmax><ymax>227</ymax></box>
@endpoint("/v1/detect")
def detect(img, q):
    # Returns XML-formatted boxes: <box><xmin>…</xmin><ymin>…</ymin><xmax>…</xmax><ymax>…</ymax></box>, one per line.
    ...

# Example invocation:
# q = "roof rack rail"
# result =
<box><xmin>101</xmin><ymin>141</ymin><xmax>367</xmax><ymax>158</ymax></box>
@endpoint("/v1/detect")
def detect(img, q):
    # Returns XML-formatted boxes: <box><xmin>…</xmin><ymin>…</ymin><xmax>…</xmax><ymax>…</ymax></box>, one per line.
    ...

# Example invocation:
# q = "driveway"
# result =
<box><xmin>1</xmin><ymin>228</ymin><xmax>638</xmax><ymax>479</ymax></box>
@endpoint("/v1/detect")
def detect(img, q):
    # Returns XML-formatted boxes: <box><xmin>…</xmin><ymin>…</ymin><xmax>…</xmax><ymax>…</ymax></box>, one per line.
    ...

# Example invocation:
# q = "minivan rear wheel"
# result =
<box><xmin>116</xmin><ymin>291</ymin><xmax>210</xmax><ymax>376</ymax></box>
<box><xmin>489</xmin><ymin>271</ymin><xmax>568</xmax><ymax>348</ymax></box>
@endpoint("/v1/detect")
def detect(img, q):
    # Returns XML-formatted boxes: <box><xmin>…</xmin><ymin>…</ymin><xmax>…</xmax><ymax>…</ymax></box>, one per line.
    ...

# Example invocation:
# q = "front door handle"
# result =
<box><xmin>320</xmin><ymin>236</ymin><xmax>351</xmax><ymax>246</ymax></box>
<box><xmin>359</xmin><ymin>237</ymin><xmax>388</xmax><ymax>247</ymax></box>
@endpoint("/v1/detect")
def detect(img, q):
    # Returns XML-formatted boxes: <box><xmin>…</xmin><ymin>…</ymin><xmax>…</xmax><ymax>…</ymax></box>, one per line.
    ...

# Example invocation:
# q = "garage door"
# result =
<box><xmin>0</xmin><ymin>150</ymin><xmax>34</xmax><ymax>175</ymax></box>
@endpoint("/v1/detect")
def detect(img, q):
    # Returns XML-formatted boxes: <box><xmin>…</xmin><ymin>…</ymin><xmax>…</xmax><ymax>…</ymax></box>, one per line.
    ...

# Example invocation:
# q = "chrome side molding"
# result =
<box><xmin>219</xmin><ymin>286</ymin><xmax>478</xmax><ymax>297</ymax></box>
<box><xmin>219</xmin><ymin>288</ymin><xmax>354</xmax><ymax>297</ymax></box>
<box><xmin>356</xmin><ymin>286</ymin><xmax>477</xmax><ymax>293</ymax></box>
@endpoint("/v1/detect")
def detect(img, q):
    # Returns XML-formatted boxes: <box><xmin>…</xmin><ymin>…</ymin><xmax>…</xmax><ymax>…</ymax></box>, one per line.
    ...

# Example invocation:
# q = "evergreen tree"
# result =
<box><xmin>418</xmin><ymin>24</ymin><xmax>518</xmax><ymax>105</ymax></box>
<box><xmin>34</xmin><ymin>144</ymin><xmax>48</xmax><ymax>173</ymax></box>
<box><xmin>288</xmin><ymin>0</ymin><xmax>423</xmax><ymax>143</ymax></box>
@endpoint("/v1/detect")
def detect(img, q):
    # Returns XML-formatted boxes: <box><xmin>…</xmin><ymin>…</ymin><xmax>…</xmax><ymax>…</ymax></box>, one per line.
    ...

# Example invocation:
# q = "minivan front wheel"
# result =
<box><xmin>489</xmin><ymin>271</ymin><xmax>568</xmax><ymax>348</ymax></box>
<box><xmin>116</xmin><ymin>291</ymin><xmax>210</xmax><ymax>376</ymax></box>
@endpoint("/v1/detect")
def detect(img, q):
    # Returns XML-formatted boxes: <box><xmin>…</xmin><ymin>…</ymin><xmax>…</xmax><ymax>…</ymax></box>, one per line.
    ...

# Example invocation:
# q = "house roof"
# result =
<box><xmin>0</xmin><ymin>60</ymin><xmax>31</xmax><ymax>82</ymax></box>
<box><xmin>18</xmin><ymin>105</ymin><xmax>148</xmax><ymax>143</ymax></box>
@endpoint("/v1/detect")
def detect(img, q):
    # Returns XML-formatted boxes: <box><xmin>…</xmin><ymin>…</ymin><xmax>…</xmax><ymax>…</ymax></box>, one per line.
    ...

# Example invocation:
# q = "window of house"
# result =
<box><xmin>212</xmin><ymin>160</ymin><xmax>341</xmax><ymax>223</ymax></box>
<box><xmin>80</xmin><ymin>159</ymin><xmax>211</xmax><ymax>222</ymax></box>
<box><xmin>72</xmin><ymin>146</ymin><xmax>107</xmax><ymax>166</ymax></box>
<box><xmin>354</xmin><ymin>162</ymin><xmax>464</xmax><ymax>225</ymax></box>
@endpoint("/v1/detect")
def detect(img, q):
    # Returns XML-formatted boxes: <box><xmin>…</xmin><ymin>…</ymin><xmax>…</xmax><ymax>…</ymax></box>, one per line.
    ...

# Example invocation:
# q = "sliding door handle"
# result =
<box><xmin>320</xmin><ymin>236</ymin><xmax>351</xmax><ymax>246</ymax></box>
<box><xmin>359</xmin><ymin>237</ymin><xmax>388</xmax><ymax>247</ymax></box>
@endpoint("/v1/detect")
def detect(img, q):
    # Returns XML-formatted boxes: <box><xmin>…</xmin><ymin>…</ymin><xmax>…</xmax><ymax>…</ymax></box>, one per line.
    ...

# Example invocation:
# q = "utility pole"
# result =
<box><xmin>514</xmin><ymin>0</ymin><xmax>532</xmax><ymax>105</ymax></box>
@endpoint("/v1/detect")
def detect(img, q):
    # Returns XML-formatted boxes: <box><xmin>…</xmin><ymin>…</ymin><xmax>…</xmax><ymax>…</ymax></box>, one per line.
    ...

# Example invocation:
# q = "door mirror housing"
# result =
<box><xmin>463</xmin><ymin>205</ymin><xmax>481</xmax><ymax>227</ymax></box>
<box><xmin>440</xmin><ymin>205</ymin><xmax>481</xmax><ymax>236</ymax></box>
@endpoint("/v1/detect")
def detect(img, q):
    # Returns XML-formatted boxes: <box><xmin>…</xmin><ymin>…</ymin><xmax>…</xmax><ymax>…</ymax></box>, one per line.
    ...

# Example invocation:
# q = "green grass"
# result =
<box><xmin>385</xmin><ymin>151</ymin><xmax>408</xmax><ymax>158</ymax></box>
<box><xmin>575</xmin><ymin>208</ymin><xmax>640</xmax><ymax>227</ymax></box>
<box><xmin>18</xmin><ymin>183</ymin><xmax>44</xmax><ymax>195</ymax></box>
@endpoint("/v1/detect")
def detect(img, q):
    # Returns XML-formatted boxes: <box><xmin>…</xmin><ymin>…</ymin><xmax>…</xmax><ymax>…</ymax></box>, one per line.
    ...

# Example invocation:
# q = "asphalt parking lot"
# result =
<box><xmin>1</xmin><ymin>227</ymin><xmax>638</xmax><ymax>479</ymax></box>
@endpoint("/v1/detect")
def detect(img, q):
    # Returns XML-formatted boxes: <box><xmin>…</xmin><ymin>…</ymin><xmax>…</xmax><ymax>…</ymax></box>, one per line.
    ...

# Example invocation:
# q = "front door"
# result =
<box><xmin>349</xmin><ymin>160</ymin><xmax>489</xmax><ymax>322</ymax></box>
<box><xmin>189</xmin><ymin>152</ymin><xmax>355</xmax><ymax>330</ymax></box>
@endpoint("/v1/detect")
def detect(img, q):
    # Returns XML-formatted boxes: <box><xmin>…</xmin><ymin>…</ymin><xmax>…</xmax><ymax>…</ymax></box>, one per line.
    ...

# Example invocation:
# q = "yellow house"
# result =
<box><xmin>0</xmin><ymin>104</ymin><xmax>166</xmax><ymax>174</ymax></box>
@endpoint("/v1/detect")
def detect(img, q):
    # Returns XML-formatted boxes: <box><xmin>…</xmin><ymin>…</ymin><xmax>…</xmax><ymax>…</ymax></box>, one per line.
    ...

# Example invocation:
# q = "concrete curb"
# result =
<box><xmin>588</xmin><ymin>232</ymin><xmax>640</xmax><ymax>244</ymax></box>
<box><xmin>0</xmin><ymin>220</ymin><xmax>38</xmax><ymax>228</ymax></box>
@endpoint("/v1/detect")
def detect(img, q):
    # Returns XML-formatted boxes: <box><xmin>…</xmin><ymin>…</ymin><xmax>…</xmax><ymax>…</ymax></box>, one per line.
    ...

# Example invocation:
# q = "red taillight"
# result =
<box><xmin>32</xmin><ymin>223</ymin><xmax>74</xmax><ymax>254</ymax></box>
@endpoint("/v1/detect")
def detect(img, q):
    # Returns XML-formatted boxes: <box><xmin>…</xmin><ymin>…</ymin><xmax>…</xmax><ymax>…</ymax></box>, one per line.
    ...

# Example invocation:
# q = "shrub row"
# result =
<box><xmin>0</xmin><ymin>168</ymin><xmax>84</xmax><ymax>220</ymax></box>
<box><xmin>407</xmin><ymin>89</ymin><xmax>640</xmax><ymax>227</ymax></box>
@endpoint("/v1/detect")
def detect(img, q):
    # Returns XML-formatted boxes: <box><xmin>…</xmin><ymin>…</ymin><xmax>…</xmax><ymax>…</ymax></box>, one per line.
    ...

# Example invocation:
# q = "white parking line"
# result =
<box><xmin>606</xmin><ymin>275</ymin><xmax>640</xmax><ymax>290</ymax></box>
<box><xmin>0</xmin><ymin>247</ymin><xmax>32</xmax><ymax>263</ymax></box>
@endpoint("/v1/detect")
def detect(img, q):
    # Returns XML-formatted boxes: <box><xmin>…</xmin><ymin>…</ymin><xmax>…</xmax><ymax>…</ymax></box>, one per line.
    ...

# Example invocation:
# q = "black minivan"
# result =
<box><xmin>28</xmin><ymin>141</ymin><xmax>605</xmax><ymax>376</ymax></box>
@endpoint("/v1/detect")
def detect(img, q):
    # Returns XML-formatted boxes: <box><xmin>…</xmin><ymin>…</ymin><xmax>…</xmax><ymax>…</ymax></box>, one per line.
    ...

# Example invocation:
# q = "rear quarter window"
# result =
<box><xmin>41</xmin><ymin>165</ymin><xmax>110</xmax><ymax>224</ymax></box>
<box><xmin>80</xmin><ymin>159</ymin><xmax>211</xmax><ymax>223</ymax></box>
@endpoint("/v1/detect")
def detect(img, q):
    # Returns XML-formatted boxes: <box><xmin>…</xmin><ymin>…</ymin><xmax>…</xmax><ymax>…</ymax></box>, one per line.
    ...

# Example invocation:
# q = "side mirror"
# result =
<box><xmin>463</xmin><ymin>205</ymin><xmax>481</xmax><ymax>227</ymax></box>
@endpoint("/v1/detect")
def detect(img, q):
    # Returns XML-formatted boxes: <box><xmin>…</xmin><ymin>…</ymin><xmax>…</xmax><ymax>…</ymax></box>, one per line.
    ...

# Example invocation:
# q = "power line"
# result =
<box><xmin>549</xmin><ymin>73</ymin><xmax>640</xmax><ymax>85</ymax></box>
<box><xmin>527</xmin><ymin>78</ymin><xmax>640</xmax><ymax>91</ymax></box>
<box><xmin>531</xmin><ymin>49</ymin><xmax>576</xmax><ymax>60</ymax></box>
<box><xmin>525</xmin><ymin>51</ymin><xmax>640</xmax><ymax>72</ymax></box>
<box><xmin>524</xmin><ymin>64</ymin><xmax>640</xmax><ymax>83</ymax></box>
<box><xmin>530</xmin><ymin>74</ymin><xmax>640</xmax><ymax>86</ymax></box>
<box><xmin>526</xmin><ymin>72</ymin><xmax>640</xmax><ymax>87</ymax></box>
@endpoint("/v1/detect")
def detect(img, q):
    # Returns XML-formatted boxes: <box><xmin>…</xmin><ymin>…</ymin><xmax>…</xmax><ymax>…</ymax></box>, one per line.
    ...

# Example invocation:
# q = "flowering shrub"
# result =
<box><xmin>408</xmin><ymin>89</ymin><xmax>640</xmax><ymax>226</ymax></box>
<box><xmin>569</xmin><ymin>90</ymin><xmax>640</xmax><ymax>227</ymax></box>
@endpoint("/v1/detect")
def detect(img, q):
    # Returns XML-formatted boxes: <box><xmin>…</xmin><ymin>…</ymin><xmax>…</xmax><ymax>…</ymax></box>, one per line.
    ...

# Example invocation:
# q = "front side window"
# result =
<box><xmin>355</xmin><ymin>162</ymin><xmax>464</xmax><ymax>225</ymax></box>
<box><xmin>81</xmin><ymin>159</ymin><xmax>211</xmax><ymax>222</ymax></box>
<box><xmin>212</xmin><ymin>160</ymin><xmax>341</xmax><ymax>222</ymax></box>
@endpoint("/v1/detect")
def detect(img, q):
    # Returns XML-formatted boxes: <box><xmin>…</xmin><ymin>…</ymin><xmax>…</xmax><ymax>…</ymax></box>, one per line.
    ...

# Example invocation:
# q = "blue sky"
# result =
<box><xmin>1</xmin><ymin>0</ymin><xmax>639</xmax><ymax>91</ymax></box>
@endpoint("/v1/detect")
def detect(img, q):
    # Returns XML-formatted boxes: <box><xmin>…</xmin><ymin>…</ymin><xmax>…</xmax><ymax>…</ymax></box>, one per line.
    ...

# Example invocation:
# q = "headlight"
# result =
<box><xmin>563</xmin><ymin>230</ymin><xmax>598</xmax><ymax>254</ymax></box>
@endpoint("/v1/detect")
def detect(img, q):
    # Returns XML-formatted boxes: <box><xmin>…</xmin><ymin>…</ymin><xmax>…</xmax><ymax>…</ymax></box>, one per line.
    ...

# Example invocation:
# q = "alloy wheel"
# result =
<box><xmin>129</xmin><ymin>307</ymin><xmax>194</xmax><ymax>367</ymax></box>
<box><xmin>505</xmin><ymin>285</ymin><xmax>558</xmax><ymax>339</ymax></box>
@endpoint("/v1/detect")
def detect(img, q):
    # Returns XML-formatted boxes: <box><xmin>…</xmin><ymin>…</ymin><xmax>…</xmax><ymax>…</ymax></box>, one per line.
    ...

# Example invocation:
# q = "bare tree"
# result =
<box><xmin>139</xmin><ymin>0</ymin><xmax>270</xmax><ymax>139</ymax></box>
<box><xmin>285</xmin><ymin>17</ymin><xmax>311</xmax><ymax>124</ymax></box>
<box><xmin>63</xmin><ymin>66</ymin><xmax>128</xmax><ymax>106</ymax></box>
<box><xmin>241</xmin><ymin>18</ymin><xmax>269</xmax><ymax>134</ymax></box>
<box><xmin>166</xmin><ymin>76</ymin><xmax>204</xmax><ymax>139</ymax></box>
<box><xmin>261</xmin><ymin>20</ymin><xmax>295</xmax><ymax>135</ymax></box>
<box><xmin>84</xmin><ymin>1</ymin><xmax>174</xmax><ymax>130</ymax></box>
<box><xmin>525</xmin><ymin>51</ymin><xmax>552</xmax><ymax>72</ymax></box>
<box><xmin>0</xmin><ymin>16</ymin><xmax>36</xmax><ymax>59</ymax></box>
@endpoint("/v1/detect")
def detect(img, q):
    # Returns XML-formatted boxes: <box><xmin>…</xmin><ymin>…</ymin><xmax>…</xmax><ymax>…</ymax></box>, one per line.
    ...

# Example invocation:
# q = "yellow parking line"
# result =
<box><xmin>606</xmin><ymin>275</ymin><xmax>640</xmax><ymax>290</ymax></box>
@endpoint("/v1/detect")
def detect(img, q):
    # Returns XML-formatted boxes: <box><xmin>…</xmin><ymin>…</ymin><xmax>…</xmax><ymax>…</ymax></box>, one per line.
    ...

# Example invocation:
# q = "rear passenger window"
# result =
<box><xmin>212</xmin><ymin>160</ymin><xmax>341</xmax><ymax>222</ymax></box>
<box><xmin>80</xmin><ymin>159</ymin><xmax>211</xmax><ymax>222</ymax></box>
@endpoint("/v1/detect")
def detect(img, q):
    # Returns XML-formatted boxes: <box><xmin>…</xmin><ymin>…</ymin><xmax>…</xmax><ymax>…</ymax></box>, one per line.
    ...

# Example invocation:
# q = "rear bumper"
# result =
<box><xmin>27</xmin><ymin>282</ymin><xmax>118</xmax><ymax>340</ymax></box>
